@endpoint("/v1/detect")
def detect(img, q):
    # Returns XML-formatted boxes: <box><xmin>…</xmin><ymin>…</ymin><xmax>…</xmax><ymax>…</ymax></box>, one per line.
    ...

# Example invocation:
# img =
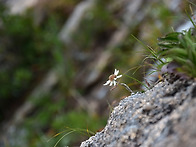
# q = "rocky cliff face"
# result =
<box><xmin>81</xmin><ymin>76</ymin><xmax>196</xmax><ymax>147</ymax></box>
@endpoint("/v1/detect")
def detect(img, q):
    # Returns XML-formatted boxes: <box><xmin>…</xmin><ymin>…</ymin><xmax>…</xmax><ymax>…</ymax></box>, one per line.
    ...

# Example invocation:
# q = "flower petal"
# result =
<box><xmin>113</xmin><ymin>81</ymin><xmax>117</xmax><ymax>86</ymax></box>
<box><xmin>115</xmin><ymin>69</ymin><xmax>119</xmax><ymax>75</ymax></box>
<box><xmin>109</xmin><ymin>81</ymin><xmax>113</xmax><ymax>86</ymax></box>
<box><xmin>116</xmin><ymin>75</ymin><xmax>122</xmax><ymax>79</ymax></box>
<box><xmin>114</xmin><ymin>69</ymin><xmax>117</xmax><ymax>75</ymax></box>
<box><xmin>103</xmin><ymin>80</ymin><xmax>110</xmax><ymax>86</ymax></box>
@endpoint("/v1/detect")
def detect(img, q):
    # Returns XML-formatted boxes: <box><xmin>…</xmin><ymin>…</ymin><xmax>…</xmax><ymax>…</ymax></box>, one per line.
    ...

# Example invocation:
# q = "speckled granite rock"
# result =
<box><xmin>80</xmin><ymin>76</ymin><xmax>196</xmax><ymax>147</ymax></box>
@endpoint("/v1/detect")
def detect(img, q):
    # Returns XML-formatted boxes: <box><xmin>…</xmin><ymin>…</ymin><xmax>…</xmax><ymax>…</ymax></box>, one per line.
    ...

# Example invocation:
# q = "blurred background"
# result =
<box><xmin>0</xmin><ymin>0</ymin><xmax>195</xmax><ymax>146</ymax></box>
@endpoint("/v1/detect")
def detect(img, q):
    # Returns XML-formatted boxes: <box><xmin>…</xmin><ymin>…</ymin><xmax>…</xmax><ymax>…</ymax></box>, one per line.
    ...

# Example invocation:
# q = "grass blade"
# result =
<box><xmin>125</xmin><ymin>74</ymin><xmax>149</xmax><ymax>90</ymax></box>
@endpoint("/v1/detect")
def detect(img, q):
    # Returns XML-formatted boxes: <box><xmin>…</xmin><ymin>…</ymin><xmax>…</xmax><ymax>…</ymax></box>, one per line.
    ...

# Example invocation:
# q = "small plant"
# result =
<box><xmin>103</xmin><ymin>69</ymin><xmax>122</xmax><ymax>86</ymax></box>
<box><xmin>155</xmin><ymin>4</ymin><xmax>196</xmax><ymax>78</ymax></box>
<box><xmin>131</xmin><ymin>10</ymin><xmax>196</xmax><ymax>81</ymax></box>
<box><xmin>105</xmin><ymin>15</ymin><xmax>196</xmax><ymax>95</ymax></box>
<box><xmin>158</xmin><ymin>27</ymin><xmax>196</xmax><ymax>78</ymax></box>
<box><xmin>103</xmin><ymin>69</ymin><xmax>134</xmax><ymax>93</ymax></box>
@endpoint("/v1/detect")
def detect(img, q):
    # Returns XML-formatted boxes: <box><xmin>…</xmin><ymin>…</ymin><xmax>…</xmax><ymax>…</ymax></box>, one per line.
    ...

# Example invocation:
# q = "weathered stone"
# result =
<box><xmin>81</xmin><ymin>76</ymin><xmax>196</xmax><ymax>147</ymax></box>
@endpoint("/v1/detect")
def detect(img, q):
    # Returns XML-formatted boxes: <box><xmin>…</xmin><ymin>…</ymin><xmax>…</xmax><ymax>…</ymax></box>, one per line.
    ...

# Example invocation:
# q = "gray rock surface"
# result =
<box><xmin>81</xmin><ymin>75</ymin><xmax>196</xmax><ymax>147</ymax></box>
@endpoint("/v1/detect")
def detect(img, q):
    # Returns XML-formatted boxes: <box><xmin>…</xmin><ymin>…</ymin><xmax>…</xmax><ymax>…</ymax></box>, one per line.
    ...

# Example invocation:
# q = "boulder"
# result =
<box><xmin>81</xmin><ymin>75</ymin><xmax>196</xmax><ymax>147</ymax></box>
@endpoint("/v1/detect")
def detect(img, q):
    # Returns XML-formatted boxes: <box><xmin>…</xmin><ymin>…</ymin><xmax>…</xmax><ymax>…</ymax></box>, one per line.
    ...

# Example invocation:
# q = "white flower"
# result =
<box><xmin>103</xmin><ymin>69</ymin><xmax>122</xmax><ymax>86</ymax></box>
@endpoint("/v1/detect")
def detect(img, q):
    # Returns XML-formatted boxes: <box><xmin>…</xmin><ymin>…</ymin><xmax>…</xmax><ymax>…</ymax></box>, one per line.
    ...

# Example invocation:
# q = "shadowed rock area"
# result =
<box><xmin>81</xmin><ymin>76</ymin><xmax>196</xmax><ymax>147</ymax></box>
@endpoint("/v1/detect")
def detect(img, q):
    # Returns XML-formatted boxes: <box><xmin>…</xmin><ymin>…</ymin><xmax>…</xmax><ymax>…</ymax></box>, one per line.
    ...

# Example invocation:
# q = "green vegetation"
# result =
<box><xmin>0</xmin><ymin>3</ymin><xmax>63</xmax><ymax>120</ymax></box>
<box><xmin>158</xmin><ymin>27</ymin><xmax>196</xmax><ymax>77</ymax></box>
<box><xmin>152</xmin><ymin>3</ymin><xmax>196</xmax><ymax>78</ymax></box>
<box><xmin>0</xmin><ymin>2</ymin><xmax>106</xmax><ymax>147</ymax></box>
<box><xmin>0</xmin><ymin>0</ymin><xmax>194</xmax><ymax>147</ymax></box>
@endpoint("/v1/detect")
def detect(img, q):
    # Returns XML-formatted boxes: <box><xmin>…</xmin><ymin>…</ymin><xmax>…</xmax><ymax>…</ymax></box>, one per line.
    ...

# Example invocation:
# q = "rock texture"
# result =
<box><xmin>81</xmin><ymin>76</ymin><xmax>196</xmax><ymax>147</ymax></box>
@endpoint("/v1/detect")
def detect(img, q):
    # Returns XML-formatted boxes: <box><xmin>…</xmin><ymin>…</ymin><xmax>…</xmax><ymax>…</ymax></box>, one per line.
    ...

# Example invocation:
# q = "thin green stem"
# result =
<box><xmin>125</xmin><ymin>74</ymin><xmax>149</xmax><ymax>90</ymax></box>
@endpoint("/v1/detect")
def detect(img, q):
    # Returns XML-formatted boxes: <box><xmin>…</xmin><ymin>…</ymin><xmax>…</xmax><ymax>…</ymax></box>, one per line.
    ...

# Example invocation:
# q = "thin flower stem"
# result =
<box><xmin>120</xmin><ymin>83</ymin><xmax>133</xmax><ymax>93</ymax></box>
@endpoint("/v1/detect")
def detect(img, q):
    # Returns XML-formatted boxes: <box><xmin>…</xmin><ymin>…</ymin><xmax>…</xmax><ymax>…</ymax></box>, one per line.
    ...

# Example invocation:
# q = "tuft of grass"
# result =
<box><xmin>48</xmin><ymin>127</ymin><xmax>95</xmax><ymax>147</ymax></box>
<box><xmin>131</xmin><ymin>35</ymin><xmax>165</xmax><ymax>65</ymax></box>
<box><xmin>130</xmin><ymin>12</ymin><xmax>196</xmax><ymax>86</ymax></box>
<box><xmin>128</xmin><ymin>35</ymin><xmax>167</xmax><ymax>90</ymax></box>
<box><xmin>124</xmin><ymin>74</ymin><xmax>150</xmax><ymax>90</ymax></box>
